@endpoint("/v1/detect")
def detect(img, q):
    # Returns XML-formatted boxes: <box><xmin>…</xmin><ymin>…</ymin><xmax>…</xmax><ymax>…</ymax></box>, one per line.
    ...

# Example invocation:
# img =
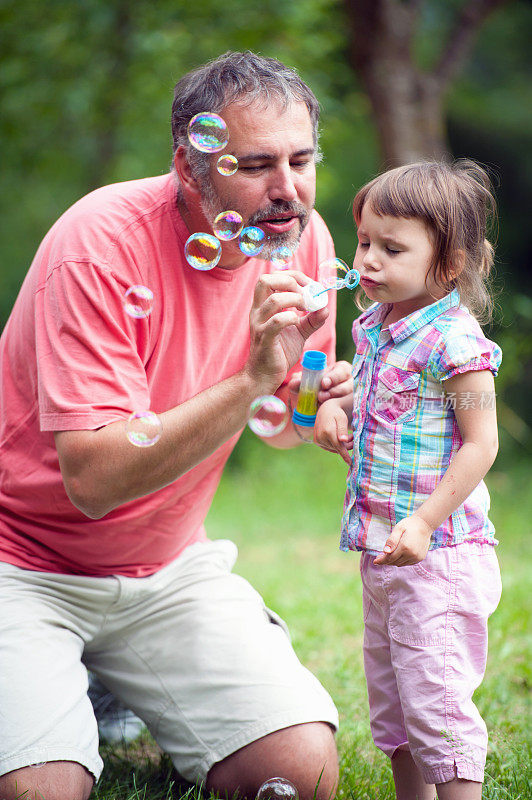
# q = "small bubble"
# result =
<box><xmin>185</xmin><ymin>233</ymin><xmax>222</xmax><ymax>270</ymax></box>
<box><xmin>126</xmin><ymin>411</ymin><xmax>162</xmax><ymax>448</ymax></box>
<box><xmin>217</xmin><ymin>154</ymin><xmax>238</xmax><ymax>176</ymax></box>
<box><xmin>213</xmin><ymin>210</ymin><xmax>243</xmax><ymax>242</ymax></box>
<box><xmin>318</xmin><ymin>257</ymin><xmax>349</xmax><ymax>289</ymax></box>
<box><xmin>187</xmin><ymin>112</ymin><xmax>229</xmax><ymax>153</ymax></box>
<box><xmin>239</xmin><ymin>226</ymin><xmax>265</xmax><ymax>257</ymax></box>
<box><xmin>30</xmin><ymin>763</ymin><xmax>46</xmax><ymax>769</ymax></box>
<box><xmin>256</xmin><ymin>778</ymin><xmax>299</xmax><ymax>800</ymax></box>
<box><xmin>123</xmin><ymin>285</ymin><xmax>154</xmax><ymax>319</ymax></box>
<box><xmin>270</xmin><ymin>246</ymin><xmax>295</xmax><ymax>269</ymax></box>
<box><xmin>248</xmin><ymin>396</ymin><xmax>288</xmax><ymax>438</ymax></box>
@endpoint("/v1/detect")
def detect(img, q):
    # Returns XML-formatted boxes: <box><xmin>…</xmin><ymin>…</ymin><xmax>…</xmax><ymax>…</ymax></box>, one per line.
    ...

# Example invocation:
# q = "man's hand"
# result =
<box><xmin>373</xmin><ymin>515</ymin><xmax>433</xmax><ymax>566</ymax></box>
<box><xmin>244</xmin><ymin>270</ymin><xmax>329</xmax><ymax>396</ymax></box>
<box><xmin>314</xmin><ymin>400</ymin><xmax>353</xmax><ymax>465</ymax></box>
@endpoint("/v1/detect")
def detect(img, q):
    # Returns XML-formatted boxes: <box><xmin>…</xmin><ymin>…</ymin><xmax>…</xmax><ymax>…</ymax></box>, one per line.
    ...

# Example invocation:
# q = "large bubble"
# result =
<box><xmin>184</xmin><ymin>233</ymin><xmax>222</xmax><ymax>271</ymax></box>
<box><xmin>217</xmin><ymin>154</ymin><xmax>238</xmax><ymax>176</ymax></box>
<box><xmin>123</xmin><ymin>285</ymin><xmax>154</xmax><ymax>319</ymax></box>
<box><xmin>256</xmin><ymin>778</ymin><xmax>299</xmax><ymax>800</ymax></box>
<box><xmin>270</xmin><ymin>246</ymin><xmax>295</xmax><ymax>270</ymax></box>
<box><xmin>126</xmin><ymin>411</ymin><xmax>162</xmax><ymax>448</ymax></box>
<box><xmin>239</xmin><ymin>226</ymin><xmax>265</xmax><ymax>257</ymax></box>
<box><xmin>187</xmin><ymin>112</ymin><xmax>229</xmax><ymax>153</ymax></box>
<box><xmin>318</xmin><ymin>257</ymin><xmax>349</xmax><ymax>290</ymax></box>
<box><xmin>248</xmin><ymin>396</ymin><xmax>288</xmax><ymax>438</ymax></box>
<box><xmin>213</xmin><ymin>210</ymin><xmax>243</xmax><ymax>242</ymax></box>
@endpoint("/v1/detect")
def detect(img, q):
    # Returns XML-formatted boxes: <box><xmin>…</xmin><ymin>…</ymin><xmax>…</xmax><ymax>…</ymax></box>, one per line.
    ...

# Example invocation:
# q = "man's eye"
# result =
<box><xmin>291</xmin><ymin>160</ymin><xmax>311</xmax><ymax>169</ymax></box>
<box><xmin>238</xmin><ymin>165</ymin><xmax>265</xmax><ymax>172</ymax></box>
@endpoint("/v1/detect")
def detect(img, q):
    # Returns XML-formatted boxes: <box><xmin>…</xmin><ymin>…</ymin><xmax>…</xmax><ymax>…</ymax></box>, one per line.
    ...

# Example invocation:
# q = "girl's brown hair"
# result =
<box><xmin>352</xmin><ymin>160</ymin><xmax>497</xmax><ymax>321</ymax></box>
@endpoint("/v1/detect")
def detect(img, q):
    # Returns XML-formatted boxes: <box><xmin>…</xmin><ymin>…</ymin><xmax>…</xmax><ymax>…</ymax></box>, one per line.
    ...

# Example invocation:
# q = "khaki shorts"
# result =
<box><xmin>0</xmin><ymin>540</ymin><xmax>338</xmax><ymax>784</ymax></box>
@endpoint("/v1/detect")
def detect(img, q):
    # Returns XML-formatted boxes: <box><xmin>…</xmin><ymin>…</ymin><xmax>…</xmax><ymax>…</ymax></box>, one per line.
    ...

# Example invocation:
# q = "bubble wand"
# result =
<box><xmin>302</xmin><ymin>267</ymin><xmax>361</xmax><ymax>312</ymax></box>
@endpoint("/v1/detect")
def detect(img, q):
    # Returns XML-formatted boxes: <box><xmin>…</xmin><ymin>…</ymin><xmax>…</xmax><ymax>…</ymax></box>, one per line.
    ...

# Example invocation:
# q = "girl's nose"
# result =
<box><xmin>363</xmin><ymin>246</ymin><xmax>380</xmax><ymax>270</ymax></box>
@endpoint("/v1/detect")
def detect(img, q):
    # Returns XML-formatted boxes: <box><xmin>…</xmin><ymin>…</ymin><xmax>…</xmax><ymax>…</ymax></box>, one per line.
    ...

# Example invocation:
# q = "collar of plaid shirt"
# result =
<box><xmin>358</xmin><ymin>288</ymin><xmax>461</xmax><ymax>343</ymax></box>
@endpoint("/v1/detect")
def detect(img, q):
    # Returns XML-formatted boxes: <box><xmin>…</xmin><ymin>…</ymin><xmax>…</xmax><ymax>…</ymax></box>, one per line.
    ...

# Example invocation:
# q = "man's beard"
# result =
<box><xmin>199</xmin><ymin>178</ymin><xmax>311</xmax><ymax>260</ymax></box>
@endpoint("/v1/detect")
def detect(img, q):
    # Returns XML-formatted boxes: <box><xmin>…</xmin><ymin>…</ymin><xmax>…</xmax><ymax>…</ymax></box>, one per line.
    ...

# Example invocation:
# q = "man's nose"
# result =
<box><xmin>268</xmin><ymin>164</ymin><xmax>298</xmax><ymax>202</ymax></box>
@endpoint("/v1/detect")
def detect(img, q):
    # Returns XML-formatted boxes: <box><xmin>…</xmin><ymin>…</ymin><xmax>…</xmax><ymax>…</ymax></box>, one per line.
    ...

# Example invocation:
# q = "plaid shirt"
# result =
<box><xmin>340</xmin><ymin>290</ymin><xmax>502</xmax><ymax>555</ymax></box>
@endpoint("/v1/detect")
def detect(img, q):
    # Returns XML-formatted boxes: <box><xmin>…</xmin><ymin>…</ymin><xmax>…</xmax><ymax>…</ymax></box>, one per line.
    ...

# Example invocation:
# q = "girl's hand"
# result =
<box><xmin>373</xmin><ymin>515</ymin><xmax>433</xmax><ymax>566</ymax></box>
<box><xmin>314</xmin><ymin>401</ymin><xmax>353</xmax><ymax>465</ymax></box>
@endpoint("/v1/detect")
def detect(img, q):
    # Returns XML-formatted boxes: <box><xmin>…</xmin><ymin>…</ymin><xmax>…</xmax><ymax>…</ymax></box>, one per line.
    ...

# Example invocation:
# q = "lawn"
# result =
<box><xmin>95</xmin><ymin>432</ymin><xmax>531</xmax><ymax>799</ymax></box>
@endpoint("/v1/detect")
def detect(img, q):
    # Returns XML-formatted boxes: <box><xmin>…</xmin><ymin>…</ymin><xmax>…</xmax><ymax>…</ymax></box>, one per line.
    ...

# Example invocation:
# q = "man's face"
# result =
<box><xmin>196</xmin><ymin>99</ymin><xmax>317</xmax><ymax>268</ymax></box>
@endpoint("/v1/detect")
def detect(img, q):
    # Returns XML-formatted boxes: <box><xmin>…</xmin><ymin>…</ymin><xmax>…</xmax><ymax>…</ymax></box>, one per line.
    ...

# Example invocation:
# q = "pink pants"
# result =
<box><xmin>360</xmin><ymin>542</ymin><xmax>501</xmax><ymax>785</ymax></box>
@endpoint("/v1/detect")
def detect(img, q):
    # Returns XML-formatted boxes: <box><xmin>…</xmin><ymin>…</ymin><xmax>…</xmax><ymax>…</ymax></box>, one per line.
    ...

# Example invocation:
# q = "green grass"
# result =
<box><xmin>95</xmin><ymin>433</ymin><xmax>532</xmax><ymax>799</ymax></box>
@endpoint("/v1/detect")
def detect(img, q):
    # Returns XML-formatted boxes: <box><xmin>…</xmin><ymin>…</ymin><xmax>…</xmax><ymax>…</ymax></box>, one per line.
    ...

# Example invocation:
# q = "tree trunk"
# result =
<box><xmin>343</xmin><ymin>0</ymin><xmax>509</xmax><ymax>166</ymax></box>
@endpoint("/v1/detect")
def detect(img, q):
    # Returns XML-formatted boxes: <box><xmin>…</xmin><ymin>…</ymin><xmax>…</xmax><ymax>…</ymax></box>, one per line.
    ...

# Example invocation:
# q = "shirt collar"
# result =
<box><xmin>359</xmin><ymin>290</ymin><xmax>461</xmax><ymax>342</ymax></box>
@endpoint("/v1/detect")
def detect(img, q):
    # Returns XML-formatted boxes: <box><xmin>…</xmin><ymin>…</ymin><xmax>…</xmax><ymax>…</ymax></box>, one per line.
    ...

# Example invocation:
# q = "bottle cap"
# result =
<box><xmin>301</xmin><ymin>350</ymin><xmax>327</xmax><ymax>371</ymax></box>
<box><xmin>292</xmin><ymin>409</ymin><xmax>316</xmax><ymax>427</ymax></box>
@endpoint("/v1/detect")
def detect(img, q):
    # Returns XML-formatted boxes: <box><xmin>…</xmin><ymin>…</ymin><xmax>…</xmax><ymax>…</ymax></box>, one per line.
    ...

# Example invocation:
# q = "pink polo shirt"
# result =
<box><xmin>0</xmin><ymin>174</ymin><xmax>336</xmax><ymax>576</ymax></box>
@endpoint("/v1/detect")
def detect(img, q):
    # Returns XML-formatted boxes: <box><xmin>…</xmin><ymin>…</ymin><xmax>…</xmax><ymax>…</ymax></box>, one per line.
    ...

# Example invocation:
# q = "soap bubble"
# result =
<box><xmin>187</xmin><ymin>112</ymin><xmax>229</xmax><ymax>153</ymax></box>
<box><xmin>318</xmin><ymin>257</ymin><xmax>349</xmax><ymax>290</ymax></box>
<box><xmin>270</xmin><ymin>246</ymin><xmax>295</xmax><ymax>269</ymax></box>
<box><xmin>248</xmin><ymin>396</ymin><xmax>288</xmax><ymax>438</ymax></box>
<box><xmin>126</xmin><ymin>411</ymin><xmax>162</xmax><ymax>448</ymax></box>
<box><xmin>213</xmin><ymin>210</ymin><xmax>243</xmax><ymax>242</ymax></box>
<box><xmin>123</xmin><ymin>285</ymin><xmax>154</xmax><ymax>319</ymax></box>
<box><xmin>217</xmin><ymin>154</ymin><xmax>238</xmax><ymax>176</ymax></box>
<box><xmin>239</xmin><ymin>226</ymin><xmax>265</xmax><ymax>257</ymax></box>
<box><xmin>185</xmin><ymin>233</ymin><xmax>222</xmax><ymax>270</ymax></box>
<box><xmin>256</xmin><ymin>777</ymin><xmax>298</xmax><ymax>800</ymax></box>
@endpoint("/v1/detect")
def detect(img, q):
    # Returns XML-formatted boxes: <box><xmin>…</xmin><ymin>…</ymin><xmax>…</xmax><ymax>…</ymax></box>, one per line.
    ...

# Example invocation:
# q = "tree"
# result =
<box><xmin>343</xmin><ymin>0</ymin><xmax>509</xmax><ymax>165</ymax></box>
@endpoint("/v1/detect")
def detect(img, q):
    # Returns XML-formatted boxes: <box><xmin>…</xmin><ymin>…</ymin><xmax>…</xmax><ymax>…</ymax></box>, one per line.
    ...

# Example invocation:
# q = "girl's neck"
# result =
<box><xmin>382</xmin><ymin>292</ymin><xmax>449</xmax><ymax>327</ymax></box>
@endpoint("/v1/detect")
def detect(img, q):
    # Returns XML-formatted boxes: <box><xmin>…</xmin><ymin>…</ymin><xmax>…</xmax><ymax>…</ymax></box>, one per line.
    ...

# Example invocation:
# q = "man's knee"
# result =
<box><xmin>0</xmin><ymin>760</ymin><xmax>94</xmax><ymax>800</ymax></box>
<box><xmin>206</xmin><ymin>721</ymin><xmax>338</xmax><ymax>800</ymax></box>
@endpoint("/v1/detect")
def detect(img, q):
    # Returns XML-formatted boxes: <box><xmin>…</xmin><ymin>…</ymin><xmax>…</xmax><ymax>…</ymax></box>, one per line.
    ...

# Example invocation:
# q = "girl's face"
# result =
<box><xmin>354</xmin><ymin>203</ymin><xmax>446</xmax><ymax>323</ymax></box>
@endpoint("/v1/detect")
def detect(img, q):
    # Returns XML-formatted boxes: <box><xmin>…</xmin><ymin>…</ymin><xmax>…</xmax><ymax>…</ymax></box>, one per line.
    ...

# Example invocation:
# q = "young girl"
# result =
<box><xmin>315</xmin><ymin>160</ymin><xmax>502</xmax><ymax>800</ymax></box>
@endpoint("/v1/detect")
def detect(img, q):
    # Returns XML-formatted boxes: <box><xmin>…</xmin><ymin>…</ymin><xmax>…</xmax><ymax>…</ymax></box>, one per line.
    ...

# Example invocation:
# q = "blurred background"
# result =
<box><xmin>1</xmin><ymin>0</ymin><xmax>531</xmax><ymax>461</ymax></box>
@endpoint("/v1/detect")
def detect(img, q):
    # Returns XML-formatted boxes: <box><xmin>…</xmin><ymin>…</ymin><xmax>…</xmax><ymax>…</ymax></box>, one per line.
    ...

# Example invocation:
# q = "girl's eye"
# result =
<box><xmin>358</xmin><ymin>241</ymin><xmax>369</xmax><ymax>249</ymax></box>
<box><xmin>386</xmin><ymin>247</ymin><xmax>400</xmax><ymax>254</ymax></box>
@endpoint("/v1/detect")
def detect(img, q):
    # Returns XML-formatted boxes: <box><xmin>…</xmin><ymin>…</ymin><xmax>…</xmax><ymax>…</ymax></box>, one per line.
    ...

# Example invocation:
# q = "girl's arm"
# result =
<box><xmin>314</xmin><ymin>392</ymin><xmax>354</xmax><ymax>465</ymax></box>
<box><xmin>375</xmin><ymin>368</ymin><xmax>498</xmax><ymax>566</ymax></box>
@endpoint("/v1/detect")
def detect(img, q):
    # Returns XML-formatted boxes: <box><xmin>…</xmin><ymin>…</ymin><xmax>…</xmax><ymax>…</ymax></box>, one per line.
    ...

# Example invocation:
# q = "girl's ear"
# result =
<box><xmin>448</xmin><ymin>249</ymin><xmax>466</xmax><ymax>280</ymax></box>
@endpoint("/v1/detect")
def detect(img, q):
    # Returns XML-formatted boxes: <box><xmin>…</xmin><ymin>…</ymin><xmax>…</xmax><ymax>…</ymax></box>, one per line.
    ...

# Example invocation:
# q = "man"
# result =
<box><xmin>0</xmin><ymin>51</ymin><xmax>350</xmax><ymax>800</ymax></box>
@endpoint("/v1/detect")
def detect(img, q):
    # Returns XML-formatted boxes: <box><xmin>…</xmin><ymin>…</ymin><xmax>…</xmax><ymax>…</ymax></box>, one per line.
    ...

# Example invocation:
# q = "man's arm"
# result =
<box><xmin>55</xmin><ymin>271</ymin><xmax>328</xmax><ymax>519</ymax></box>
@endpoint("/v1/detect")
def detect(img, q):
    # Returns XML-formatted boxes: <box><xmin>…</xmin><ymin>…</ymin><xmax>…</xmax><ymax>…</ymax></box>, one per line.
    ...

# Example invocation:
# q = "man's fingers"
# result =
<box><xmin>296</xmin><ymin>306</ymin><xmax>329</xmax><ymax>340</ymax></box>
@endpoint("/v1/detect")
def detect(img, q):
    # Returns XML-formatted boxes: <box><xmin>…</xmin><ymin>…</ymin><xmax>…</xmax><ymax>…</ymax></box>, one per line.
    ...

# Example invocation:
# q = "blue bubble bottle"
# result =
<box><xmin>292</xmin><ymin>350</ymin><xmax>327</xmax><ymax>438</ymax></box>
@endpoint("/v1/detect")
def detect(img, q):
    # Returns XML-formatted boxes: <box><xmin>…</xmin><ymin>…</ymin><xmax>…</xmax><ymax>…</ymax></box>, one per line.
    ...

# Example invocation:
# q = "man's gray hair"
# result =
<box><xmin>171</xmin><ymin>50</ymin><xmax>321</xmax><ymax>182</ymax></box>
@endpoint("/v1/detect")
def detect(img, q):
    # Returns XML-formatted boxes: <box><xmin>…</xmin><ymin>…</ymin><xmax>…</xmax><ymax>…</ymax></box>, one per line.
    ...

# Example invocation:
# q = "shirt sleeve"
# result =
<box><xmin>36</xmin><ymin>260</ymin><xmax>153</xmax><ymax>431</ymax></box>
<box><xmin>430</xmin><ymin>325</ymin><xmax>502</xmax><ymax>383</ymax></box>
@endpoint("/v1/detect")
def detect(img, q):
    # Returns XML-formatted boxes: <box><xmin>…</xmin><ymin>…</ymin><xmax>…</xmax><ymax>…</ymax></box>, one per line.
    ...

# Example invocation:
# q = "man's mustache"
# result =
<box><xmin>248</xmin><ymin>201</ymin><xmax>308</xmax><ymax>224</ymax></box>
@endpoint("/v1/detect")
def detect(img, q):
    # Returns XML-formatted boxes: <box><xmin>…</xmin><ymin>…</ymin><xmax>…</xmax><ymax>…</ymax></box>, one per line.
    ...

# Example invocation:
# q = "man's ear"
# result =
<box><xmin>448</xmin><ymin>249</ymin><xmax>466</xmax><ymax>280</ymax></box>
<box><xmin>173</xmin><ymin>146</ymin><xmax>201</xmax><ymax>197</ymax></box>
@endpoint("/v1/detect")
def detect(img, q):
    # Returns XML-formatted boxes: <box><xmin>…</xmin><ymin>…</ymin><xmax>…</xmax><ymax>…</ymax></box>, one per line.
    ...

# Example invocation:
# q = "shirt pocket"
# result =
<box><xmin>375</xmin><ymin>366</ymin><xmax>420</xmax><ymax>425</ymax></box>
